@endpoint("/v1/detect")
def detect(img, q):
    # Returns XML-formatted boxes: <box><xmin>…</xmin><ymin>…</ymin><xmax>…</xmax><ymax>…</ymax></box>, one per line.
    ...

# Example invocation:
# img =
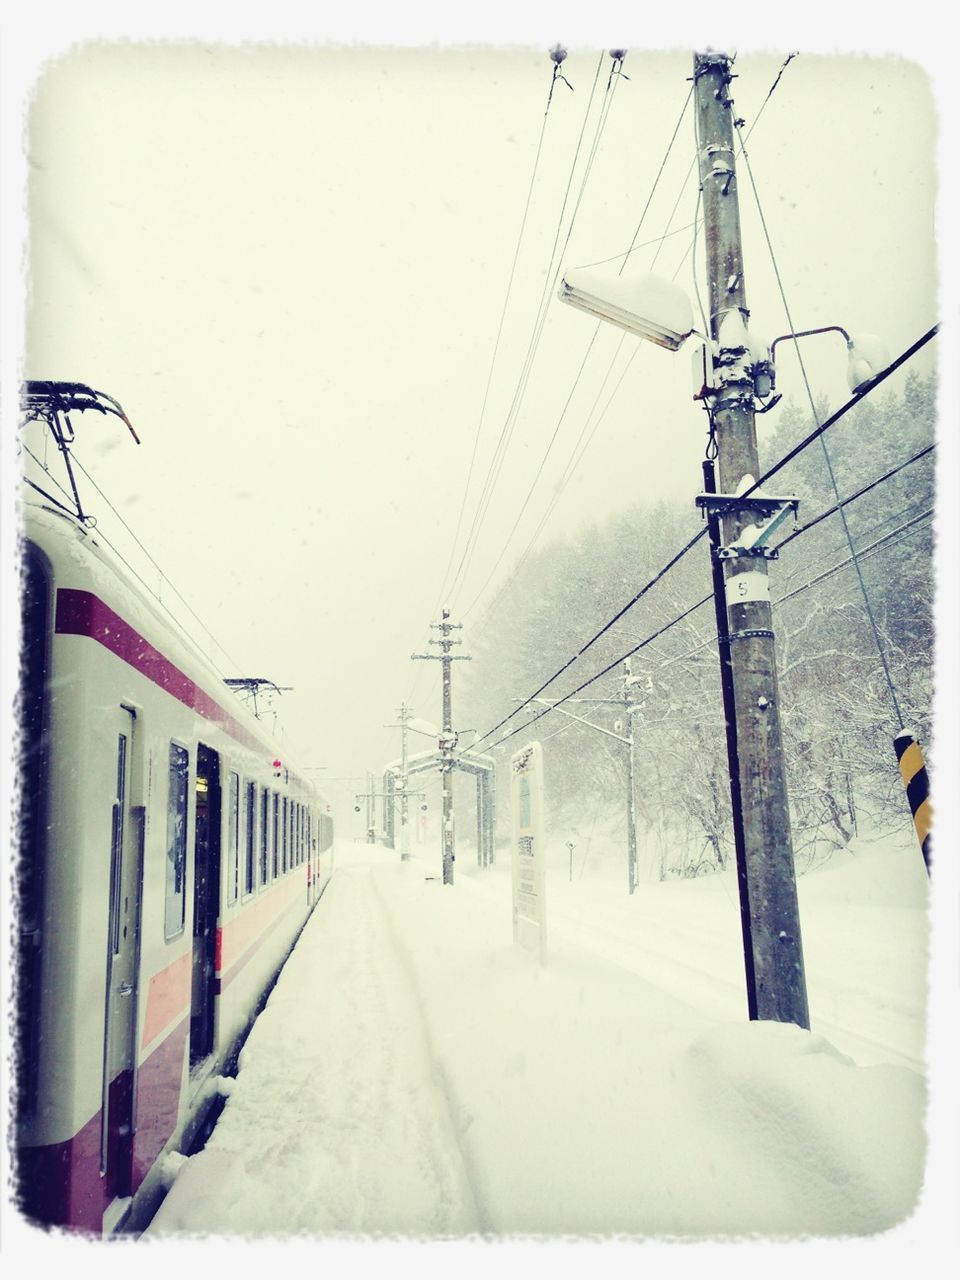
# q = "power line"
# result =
<box><xmin>733</xmin><ymin>112</ymin><xmax>919</xmax><ymax>728</ymax></box>
<box><xmin>429</xmin><ymin>52</ymin><xmax>579</xmax><ymax>619</ymax></box>
<box><xmin>461</xmin><ymin>85</ymin><xmax>697</xmax><ymax>625</ymax></box>
<box><xmin>469</xmin><ymin>525</ymin><xmax>707</xmax><ymax>753</ymax></box>
<box><xmin>449</xmin><ymin>68</ymin><xmax>639</xmax><ymax>613</ymax></box>
<box><xmin>443</xmin><ymin>53</ymin><xmax>608</xmax><ymax>609</ymax></box>
<box><xmin>773</xmin><ymin>444</ymin><xmax>935</xmax><ymax>552</ymax></box>
<box><xmin>450</xmin><ymin>56</ymin><xmax>616</xmax><ymax>607</ymax></box>
<box><xmin>460</xmin><ymin>51</ymin><xmax>795</xmax><ymax>620</ymax></box>
<box><xmin>647</xmin><ymin>498</ymin><xmax>938</xmax><ymax>677</ymax></box>
<box><xmin>777</xmin><ymin>508</ymin><xmax>933</xmax><ymax>606</ymax></box>
<box><xmin>69</xmin><ymin>450</ymin><xmax>250</xmax><ymax>677</ymax></box>
<box><xmin>22</xmin><ymin>436</ymin><xmax>262</xmax><ymax>688</ymax></box>
<box><xmin>744</xmin><ymin>52</ymin><xmax>799</xmax><ymax>140</ymax></box>
<box><xmin>466</xmin><ymin>326</ymin><xmax>938</xmax><ymax>753</ymax></box>
<box><xmin>20</xmin><ymin>441</ymin><xmax>84</xmax><ymax>514</ymax></box>
<box><xmin>492</xmin><ymin>505</ymin><xmax>934</xmax><ymax>754</ymax></box>
<box><xmin>457</xmin><ymin>322</ymin><xmax>604</xmax><ymax>619</ymax></box>
<box><xmin>489</xmin><ymin>595</ymin><xmax>711</xmax><ymax>751</ymax></box>
<box><xmin>620</xmin><ymin>84</ymin><xmax>695</xmax><ymax>270</ymax></box>
<box><xmin>571</xmin><ymin>220</ymin><xmax>698</xmax><ymax>271</ymax></box>
<box><xmin>748</xmin><ymin>327</ymin><xmax>938</xmax><ymax>492</ymax></box>
<box><xmin>466</xmin><ymin>335</ymin><xmax>639</xmax><ymax>632</ymax></box>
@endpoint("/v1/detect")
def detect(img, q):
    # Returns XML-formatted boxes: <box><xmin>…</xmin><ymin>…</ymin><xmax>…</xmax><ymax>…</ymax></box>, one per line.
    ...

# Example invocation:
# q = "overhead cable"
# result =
<box><xmin>444</xmin><ymin>52</ymin><xmax>607</xmax><ymax>609</ymax></box>
<box><xmin>466</xmin><ymin>326</ymin><xmax>938</xmax><ymax>753</ymax></box>
<box><xmin>462</xmin><ymin>83</ymin><xmax>696</xmax><ymax>625</ymax></box>
<box><xmin>429</xmin><ymin>49</ymin><xmax>580</xmax><ymax>619</ymax></box>
<box><xmin>493</xmin><ymin>507</ymin><xmax>934</xmax><ymax>753</ymax></box>
<box><xmin>733</xmin><ymin>113</ymin><xmax>929</xmax><ymax>728</ymax></box>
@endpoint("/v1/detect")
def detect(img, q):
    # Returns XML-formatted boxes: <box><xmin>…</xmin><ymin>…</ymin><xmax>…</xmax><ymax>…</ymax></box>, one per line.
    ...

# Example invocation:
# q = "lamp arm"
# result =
<box><xmin>770</xmin><ymin>325</ymin><xmax>852</xmax><ymax>363</ymax></box>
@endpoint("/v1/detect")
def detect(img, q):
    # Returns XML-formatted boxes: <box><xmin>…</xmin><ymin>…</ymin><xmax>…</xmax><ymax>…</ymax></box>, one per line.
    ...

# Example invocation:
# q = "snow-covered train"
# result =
<box><xmin>14</xmin><ymin>462</ymin><xmax>334</xmax><ymax>1235</ymax></box>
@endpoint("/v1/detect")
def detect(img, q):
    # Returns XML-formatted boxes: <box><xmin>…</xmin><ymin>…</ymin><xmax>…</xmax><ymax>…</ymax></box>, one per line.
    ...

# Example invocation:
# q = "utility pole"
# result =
<box><xmin>383</xmin><ymin>701</ymin><xmax>414</xmax><ymax>861</ymax></box>
<box><xmin>702</xmin><ymin>455</ymin><xmax>755</xmax><ymax>1015</ymax></box>
<box><xmin>618</xmin><ymin>660</ymin><xmax>644</xmax><ymax>895</ymax></box>
<box><xmin>355</xmin><ymin>771</ymin><xmax>423</xmax><ymax>851</ymax></box>
<box><xmin>693</xmin><ymin>50</ymin><xmax>809</xmax><ymax>1029</ymax></box>
<box><xmin>412</xmin><ymin>609</ymin><xmax>472</xmax><ymax>885</ymax></box>
<box><xmin>518</xmin><ymin>659</ymin><xmax>645</xmax><ymax>894</ymax></box>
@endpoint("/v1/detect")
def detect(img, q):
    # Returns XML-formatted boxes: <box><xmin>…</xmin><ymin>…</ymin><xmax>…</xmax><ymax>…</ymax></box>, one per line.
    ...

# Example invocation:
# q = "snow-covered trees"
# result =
<box><xmin>461</xmin><ymin>372</ymin><xmax>936</xmax><ymax>879</ymax></box>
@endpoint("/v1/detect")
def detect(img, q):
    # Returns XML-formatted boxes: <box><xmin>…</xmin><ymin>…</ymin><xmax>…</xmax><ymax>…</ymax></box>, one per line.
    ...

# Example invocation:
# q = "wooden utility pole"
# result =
<box><xmin>694</xmin><ymin>50</ymin><xmax>809</xmax><ymax>1028</ymax></box>
<box><xmin>412</xmin><ymin>610</ymin><xmax>471</xmax><ymax>885</ymax></box>
<box><xmin>702</xmin><ymin>456</ymin><xmax>756</xmax><ymax>1016</ymax></box>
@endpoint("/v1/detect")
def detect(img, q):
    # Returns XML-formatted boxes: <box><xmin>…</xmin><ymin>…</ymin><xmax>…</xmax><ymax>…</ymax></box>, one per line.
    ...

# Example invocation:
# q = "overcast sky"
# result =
<box><xmin>3</xmin><ymin>8</ymin><xmax>953</xmax><ymax>825</ymax></box>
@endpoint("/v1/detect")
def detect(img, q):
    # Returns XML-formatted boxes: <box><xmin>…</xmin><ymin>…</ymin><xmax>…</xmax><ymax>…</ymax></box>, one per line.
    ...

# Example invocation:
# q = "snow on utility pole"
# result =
<box><xmin>694</xmin><ymin>50</ymin><xmax>809</xmax><ymax>1029</ymax></box>
<box><xmin>412</xmin><ymin>610</ymin><xmax>471</xmax><ymax>885</ymax></box>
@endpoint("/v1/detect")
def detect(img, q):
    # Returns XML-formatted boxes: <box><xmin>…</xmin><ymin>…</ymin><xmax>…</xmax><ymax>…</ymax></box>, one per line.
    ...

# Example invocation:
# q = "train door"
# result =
<box><xmin>190</xmin><ymin>744</ymin><xmax>221</xmax><ymax>1069</ymax></box>
<box><xmin>101</xmin><ymin>705</ymin><xmax>144</xmax><ymax>1202</ymax></box>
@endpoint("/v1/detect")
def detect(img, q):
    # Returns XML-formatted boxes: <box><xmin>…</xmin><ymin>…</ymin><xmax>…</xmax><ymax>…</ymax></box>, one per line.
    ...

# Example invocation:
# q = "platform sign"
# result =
<box><xmin>511</xmin><ymin>741</ymin><xmax>546</xmax><ymax>962</ymax></box>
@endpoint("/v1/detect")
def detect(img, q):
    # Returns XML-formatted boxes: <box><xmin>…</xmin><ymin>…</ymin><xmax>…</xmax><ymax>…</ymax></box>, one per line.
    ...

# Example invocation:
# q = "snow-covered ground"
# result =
<box><xmin>127</xmin><ymin>817</ymin><xmax>952</xmax><ymax>1267</ymax></box>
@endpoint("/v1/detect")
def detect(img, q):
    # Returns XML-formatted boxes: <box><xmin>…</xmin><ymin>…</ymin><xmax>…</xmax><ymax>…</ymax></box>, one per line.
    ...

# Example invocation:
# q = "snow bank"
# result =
<box><xmin>367</xmin><ymin>856</ymin><xmax>925</xmax><ymax>1238</ymax></box>
<box><xmin>674</xmin><ymin>1021</ymin><xmax>924</xmax><ymax>1236</ymax></box>
<box><xmin>143</xmin><ymin>828</ymin><xmax>929</xmax><ymax>1243</ymax></box>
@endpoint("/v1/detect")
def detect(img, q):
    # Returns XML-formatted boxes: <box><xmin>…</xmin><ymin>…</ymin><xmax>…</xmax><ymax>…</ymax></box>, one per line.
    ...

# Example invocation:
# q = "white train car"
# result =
<box><xmin>15</xmin><ymin>494</ymin><xmax>334</xmax><ymax>1235</ymax></box>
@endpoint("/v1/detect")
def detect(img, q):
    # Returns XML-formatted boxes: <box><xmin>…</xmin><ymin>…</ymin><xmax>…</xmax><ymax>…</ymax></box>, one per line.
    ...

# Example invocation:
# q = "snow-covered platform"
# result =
<box><xmin>145</xmin><ymin>832</ymin><xmax>931</xmax><ymax>1240</ymax></box>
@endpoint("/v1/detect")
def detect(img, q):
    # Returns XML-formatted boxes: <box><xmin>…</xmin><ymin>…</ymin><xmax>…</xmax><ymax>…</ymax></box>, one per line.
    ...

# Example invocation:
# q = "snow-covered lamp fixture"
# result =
<box><xmin>558</xmin><ymin>267</ymin><xmax>696</xmax><ymax>351</ymax></box>
<box><xmin>844</xmin><ymin>333</ymin><xmax>890</xmax><ymax>395</ymax></box>
<box><xmin>770</xmin><ymin>326</ymin><xmax>890</xmax><ymax>396</ymax></box>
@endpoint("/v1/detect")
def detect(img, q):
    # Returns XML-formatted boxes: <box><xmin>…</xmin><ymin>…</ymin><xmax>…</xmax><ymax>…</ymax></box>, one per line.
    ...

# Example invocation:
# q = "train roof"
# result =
<box><xmin>21</xmin><ymin>498</ymin><xmax>324</xmax><ymax>799</ymax></box>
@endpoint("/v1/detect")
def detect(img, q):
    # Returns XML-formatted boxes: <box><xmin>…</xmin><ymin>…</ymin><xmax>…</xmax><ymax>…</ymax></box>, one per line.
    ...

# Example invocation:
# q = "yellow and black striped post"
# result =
<box><xmin>893</xmin><ymin>730</ymin><xmax>932</xmax><ymax>873</ymax></box>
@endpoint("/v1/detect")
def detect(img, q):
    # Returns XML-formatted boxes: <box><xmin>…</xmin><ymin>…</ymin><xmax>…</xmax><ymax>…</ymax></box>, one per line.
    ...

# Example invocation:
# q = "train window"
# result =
<box><xmin>298</xmin><ymin>805</ymin><xmax>304</xmax><ymax>865</ymax></box>
<box><xmin>244</xmin><ymin>782</ymin><xmax>256</xmax><ymax>897</ymax></box>
<box><xmin>227</xmin><ymin>772</ymin><xmax>240</xmax><ymax>905</ymax></box>
<box><xmin>272</xmin><ymin>793</ymin><xmax>280</xmax><ymax>881</ymax></box>
<box><xmin>260</xmin><ymin>786</ymin><xmax>269</xmax><ymax>887</ymax></box>
<box><xmin>164</xmin><ymin>743</ymin><xmax>189</xmax><ymax>940</ymax></box>
<box><xmin>109</xmin><ymin>735</ymin><xmax>128</xmax><ymax>955</ymax></box>
<box><xmin>282</xmin><ymin>797</ymin><xmax>288</xmax><ymax>874</ymax></box>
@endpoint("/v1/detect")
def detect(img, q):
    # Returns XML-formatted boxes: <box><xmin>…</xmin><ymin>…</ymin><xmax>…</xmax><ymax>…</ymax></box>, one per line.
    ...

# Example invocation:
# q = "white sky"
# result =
<box><xmin>0</xmin><ymin>5</ymin><xmax>957</xmax><ymax>1269</ymax></box>
<box><xmin>2</xmin><ymin>6</ymin><xmax>955</xmax><ymax>825</ymax></box>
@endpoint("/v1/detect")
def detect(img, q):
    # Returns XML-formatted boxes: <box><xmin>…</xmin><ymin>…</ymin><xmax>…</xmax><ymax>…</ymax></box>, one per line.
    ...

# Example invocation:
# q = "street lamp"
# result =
<box><xmin>769</xmin><ymin>325</ymin><xmax>890</xmax><ymax>396</ymax></box>
<box><xmin>558</xmin><ymin>267</ymin><xmax>697</xmax><ymax>350</ymax></box>
<box><xmin>560</xmin><ymin>271</ymin><xmax>886</xmax><ymax>406</ymax></box>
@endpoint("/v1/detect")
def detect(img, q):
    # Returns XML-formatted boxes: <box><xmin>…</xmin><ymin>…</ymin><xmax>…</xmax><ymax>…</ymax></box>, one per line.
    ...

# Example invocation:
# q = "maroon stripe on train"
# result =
<box><xmin>16</xmin><ymin>1022</ymin><xmax>189</xmax><ymax>1233</ymax></box>
<box><xmin>54</xmin><ymin>588</ymin><xmax>261</xmax><ymax>750</ymax></box>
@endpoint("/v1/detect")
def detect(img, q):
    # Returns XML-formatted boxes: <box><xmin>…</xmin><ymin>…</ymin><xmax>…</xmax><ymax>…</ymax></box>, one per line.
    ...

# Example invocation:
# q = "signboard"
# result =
<box><xmin>511</xmin><ymin>741</ymin><xmax>546</xmax><ymax>962</ymax></box>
